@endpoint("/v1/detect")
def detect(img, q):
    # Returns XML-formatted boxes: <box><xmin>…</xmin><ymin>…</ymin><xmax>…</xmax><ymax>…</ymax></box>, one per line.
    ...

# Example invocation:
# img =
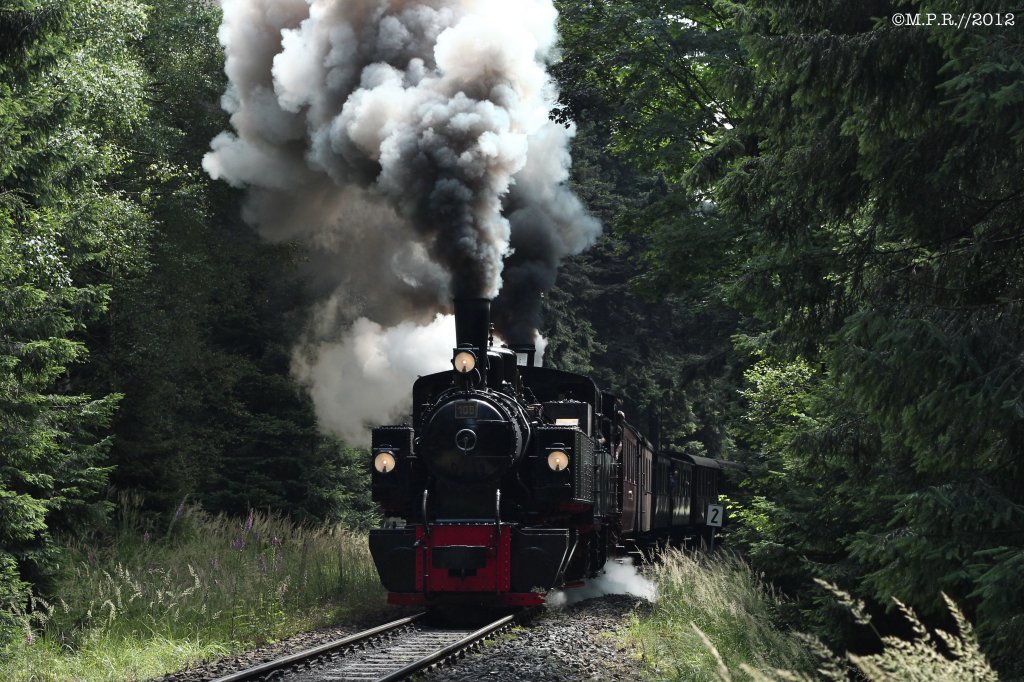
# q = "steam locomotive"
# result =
<box><xmin>368</xmin><ymin>299</ymin><xmax>732</xmax><ymax>607</ymax></box>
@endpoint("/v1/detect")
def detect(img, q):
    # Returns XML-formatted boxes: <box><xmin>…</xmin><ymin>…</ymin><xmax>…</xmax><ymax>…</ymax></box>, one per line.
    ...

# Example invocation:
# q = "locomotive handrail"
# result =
<box><xmin>494</xmin><ymin>488</ymin><xmax>501</xmax><ymax>532</ymax></box>
<box><xmin>421</xmin><ymin>488</ymin><xmax>430</xmax><ymax>534</ymax></box>
<box><xmin>421</xmin><ymin>487</ymin><xmax>430</xmax><ymax>598</ymax></box>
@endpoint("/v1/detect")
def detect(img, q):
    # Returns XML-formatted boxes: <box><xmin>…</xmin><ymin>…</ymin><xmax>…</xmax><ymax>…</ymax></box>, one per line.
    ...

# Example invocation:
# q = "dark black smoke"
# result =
<box><xmin>203</xmin><ymin>0</ymin><xmax>600</xmax><ymax>442</ymax></box>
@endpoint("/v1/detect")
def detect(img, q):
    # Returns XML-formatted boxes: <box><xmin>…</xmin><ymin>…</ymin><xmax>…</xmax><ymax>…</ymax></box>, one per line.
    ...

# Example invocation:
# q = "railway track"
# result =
<box><xmin>209</xmin><ymin>612</ymin><xmax>517</xmax><ymax>682</ymax></box>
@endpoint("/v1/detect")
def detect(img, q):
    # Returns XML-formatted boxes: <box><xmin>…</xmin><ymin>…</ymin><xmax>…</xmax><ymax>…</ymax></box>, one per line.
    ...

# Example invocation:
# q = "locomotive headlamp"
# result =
<box><xmin>547</xmin><ymin>450</ymin><xmax>569</xmax><ymax>472</ymax></box>
<box><xmin>374</xmin><ymin>451</ymin><xmax>397</xmax><ymax>474</ymax></box>
<box><xmin>453</xmin><ymin>350</ymin><xmax>477</xmax><ymax>374</ymax></box>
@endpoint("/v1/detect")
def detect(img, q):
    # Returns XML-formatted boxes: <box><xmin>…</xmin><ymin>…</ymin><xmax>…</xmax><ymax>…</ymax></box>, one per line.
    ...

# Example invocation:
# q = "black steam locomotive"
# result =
<box><xmin>368</xmin><ymin>299</ymin><xmax>732</xmax><ymax>607</ymax></box>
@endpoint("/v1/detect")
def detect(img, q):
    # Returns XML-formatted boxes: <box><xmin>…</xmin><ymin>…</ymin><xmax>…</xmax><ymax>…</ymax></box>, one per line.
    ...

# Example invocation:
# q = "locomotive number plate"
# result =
<box><xmin>455</xmin><ymin>402</ymin><xmax>478</xmax><ymax>419</ymax></box>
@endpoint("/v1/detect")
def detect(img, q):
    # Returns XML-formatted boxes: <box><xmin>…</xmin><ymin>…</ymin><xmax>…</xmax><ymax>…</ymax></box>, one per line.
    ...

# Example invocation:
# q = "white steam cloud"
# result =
<box><xmin>292</xmin><ymin>314</ymin><xmax>455</xmax><ymax>444</ymax></box>
<box><xmin>546</xmin><ymin>559</ymin><xmax>657</xmax><ymax>608</ymax></box>
<box><xmin>205</xmin><ymin>0</ymin><xmax>599</xmax><ymax>444</ymax></box>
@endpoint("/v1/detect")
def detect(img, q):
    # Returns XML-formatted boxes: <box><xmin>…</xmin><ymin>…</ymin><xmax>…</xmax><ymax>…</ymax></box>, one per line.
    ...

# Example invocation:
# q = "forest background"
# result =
<box><xmin>2</xmin><ymin>0</ymin><xmax>1022</xmax><ymax>676</ymax></box>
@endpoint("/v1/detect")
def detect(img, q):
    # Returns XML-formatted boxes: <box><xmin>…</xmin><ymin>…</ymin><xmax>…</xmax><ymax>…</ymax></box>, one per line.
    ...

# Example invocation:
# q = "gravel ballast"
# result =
<box><xmin>150</xmin><ymin>594</ymin><xmax>650</xmax><ymax>681</ymax></box>
<box><xmin>421</xmin><ymin>594</ymin><xmax>651</xmax><ymax>682</ymax></box>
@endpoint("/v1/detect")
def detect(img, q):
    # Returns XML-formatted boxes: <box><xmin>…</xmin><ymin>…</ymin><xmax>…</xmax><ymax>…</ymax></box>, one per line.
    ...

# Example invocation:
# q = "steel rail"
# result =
<box><xmin>208</xmin><ymin>613</ymin><xmax>424</xmax><ymax>682</ymax></box>
<box><xmin>375</xmin><ymin>613</ymin><xmax>516</xmax><ymax>682</ymax></box>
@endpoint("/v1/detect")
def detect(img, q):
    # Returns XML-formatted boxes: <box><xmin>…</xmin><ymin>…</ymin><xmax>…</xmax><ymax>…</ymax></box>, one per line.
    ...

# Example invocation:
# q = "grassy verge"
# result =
<box><xmin>627</xmin><ymin>549</ymin><xmax>813</xmax><ymax>681</ymax></box>
<box><xmin>627</xmin><ymin>549</ymin><xmax>1000</xmax><ymax>681</ymax></box>
<box><xmin>0</xmin><ymin>501</ymin><xmax>384</xmax><ymax>681</ymax></box>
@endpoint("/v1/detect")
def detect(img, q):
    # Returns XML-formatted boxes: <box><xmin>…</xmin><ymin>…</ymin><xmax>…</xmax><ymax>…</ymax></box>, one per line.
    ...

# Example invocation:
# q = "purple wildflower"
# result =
<box><xmin>258</xmin><ymin>554</ymin><xmax>268</xmax><ymax>574</ymax></box>
<box><xmin>26</xmin><ymin>631</ymin><xmax>33</xmax><ymax>645</ymax></box>
<box><xmin>210</xmin><ymin>555</ymin><xmax>220</xmax><ymax>571</ymax></box>
<box><xmin>244</xmin><ymin>511</ymin><xmax>254</xmax><ymax>534</ymax></box>
<box><xmin>270</xmin><ymin>536</ymin><xmax>282</xmax><ymax>547</ymax></box>
<box><xmin>231</xmin><ymin>536</ymin><xmax>245</xmax><ymax>551</ymax></box>
<box><xmin>174</xmin><ymin>503</ymin><xmax>185</xmax><ymax>521</ymax></box>
<box><xmin>86</xmin><ymin>548</ymin><xmax>96</xmax><ymax>566</ymax></box>
<box><xmin>272</xmin><ymin>546</ymin><xmax>281</xmax><ymax>571</ymax></box>
<box><xmin>142</xmin><ymin>531</ymin><xmax>151</xmax><ymax>544</ymax></box>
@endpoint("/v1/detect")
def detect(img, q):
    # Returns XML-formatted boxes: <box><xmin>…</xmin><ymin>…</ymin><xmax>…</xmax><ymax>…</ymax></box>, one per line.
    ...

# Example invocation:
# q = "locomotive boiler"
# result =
<box><xmin>368</xmin><ymin>298</ymin><xmax>729</xmax><ymax>608</ymax></box>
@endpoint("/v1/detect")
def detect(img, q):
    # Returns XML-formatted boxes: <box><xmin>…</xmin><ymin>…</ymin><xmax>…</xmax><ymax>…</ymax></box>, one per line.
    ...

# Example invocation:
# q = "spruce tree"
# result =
<box><xmin>1</xmin><ymin>0</ymin><xmax>149</xmax><ymax>606</ymax></box>
<box><xmin>716</xmin><ymin>1</ymin><xmax>1024</xmax><ymax>663</ymax></box>
<box><xmin>554</xmin><ymin>0</ymin><xmax>1024</xmax><ymax>667</ymax></box>
<box><xmin>89</xmin><ymin>0</ymin><xmax>374</xmax><ymax>521</ymax></box>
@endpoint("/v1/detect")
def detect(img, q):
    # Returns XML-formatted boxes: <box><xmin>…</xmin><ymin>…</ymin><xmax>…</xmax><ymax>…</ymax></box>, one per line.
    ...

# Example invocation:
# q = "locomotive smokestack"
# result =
<box><xmin>454</xmin><ymin>298</ymin><xmax>491</xmax><ymax>359</ymax></box>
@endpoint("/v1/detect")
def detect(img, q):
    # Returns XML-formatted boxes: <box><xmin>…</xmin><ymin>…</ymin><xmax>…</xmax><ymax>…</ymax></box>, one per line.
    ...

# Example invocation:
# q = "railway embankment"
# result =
<box><xmin>0</xmin><ymin>504</ymin><xmax>387</xmax><ymax>681</ymax></box>
<box><xmin>2</xmin><ymin>508</ymin><xmax>999</xmax><ymax>681</ymax></box>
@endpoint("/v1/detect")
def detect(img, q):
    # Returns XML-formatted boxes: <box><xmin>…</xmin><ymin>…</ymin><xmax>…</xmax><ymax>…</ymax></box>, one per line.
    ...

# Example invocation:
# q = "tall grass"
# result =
<box><xmin>629</xmin><ymin>549</ymin><xmax>1001</xmax><ymax>681</ymax></box>
<box><xmin>0</xmin><ymin>500</ymin><xmax>383</xmax><ymax>681</ymax></box>
<box><xmin>628</xmin><ymin>549</ymin><xmax>813</xmax><ymax>681</ymax></box>
<box><xmin>741</xmin><ymin>582</ymin><xmax>999</xmax><ymax>682</ymax></box>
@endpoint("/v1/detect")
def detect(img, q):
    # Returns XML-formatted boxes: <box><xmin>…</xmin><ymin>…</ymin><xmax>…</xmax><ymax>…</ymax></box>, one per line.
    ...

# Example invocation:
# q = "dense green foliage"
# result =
<box><xmin>2</xmin><ymin>0</ymin><xmax>1021</xmax><ymax>675</ymax></box>
<box><xmin>551</xmin><ymin>0</ymin><xmax>1024</xmax><ymax>672</ymax></box>
<box><xmin>83</xmin><ymin>0</ymin><xmax>373</xmax><ymax>523</ymax></box>
<box><xmin>544</xmin><ymin>118</ymin><xmax>745</xmax><ymax>457</ymax></box>
<box><xmin>1</xmin><ymin>0</ymin><xmax>143</xmax><ymax>610</ymax></box>
<box><xmin>1</xmin><ymin>0</ymin><xmax>375</xmax><ymax>635</ymax></box>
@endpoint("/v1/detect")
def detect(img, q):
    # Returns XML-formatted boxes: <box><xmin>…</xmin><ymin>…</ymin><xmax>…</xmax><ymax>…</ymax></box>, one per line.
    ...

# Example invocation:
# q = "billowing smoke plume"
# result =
<box><xmin>204</xmin><ymin>0</ymin><xmax>599</xmax><ymax>443</ymax></box>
